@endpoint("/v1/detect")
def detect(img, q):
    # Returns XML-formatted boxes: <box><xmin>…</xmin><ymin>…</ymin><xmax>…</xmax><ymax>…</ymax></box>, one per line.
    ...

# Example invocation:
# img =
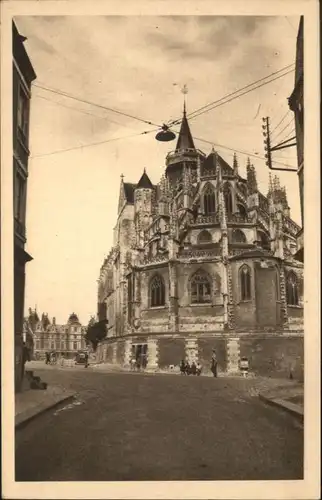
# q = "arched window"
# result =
<box><xmin>286</xmin><ymin>272</ymin><xmax>299</xmax><ymax>305</ymax></box>
<box><xmin>198</xmin><ymin>230</ymin><xmax>212</xmax><ymax>244</ymax></box>
<box><xmin>224</xmin><ymin>183</ymin><xmax>233</xmax><ymax>216</ymax></box>
<box><xmin>232</xmin><ymin>229</ymin><xmax>247</xmax><ymax>243</ymax></box>
<box><xmin>203</xmin><ymin>183</ymin><xmax>216</xmax><ymax>215</ymax></box>
<box><xmin>150</xmin><ymin>274</ymin><xmax>165</xmax><ymax>307</ymax></box>
<box><xmin>240</xmin><ymin>265</ymin><xmax>251</xmax><ymax>301</ymax></box>
<box><xmin>191</xmin><ymin>270</ymin><xmax>212</xmax><ymax>304</ymax></box>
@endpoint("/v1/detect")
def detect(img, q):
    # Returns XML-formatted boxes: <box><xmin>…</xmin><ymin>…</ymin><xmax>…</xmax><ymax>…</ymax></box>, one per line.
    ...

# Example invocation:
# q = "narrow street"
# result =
<box><xmin>15</xmin><ymin>369</ymin><xmax>303</xmax><ymax>481</ymax></box>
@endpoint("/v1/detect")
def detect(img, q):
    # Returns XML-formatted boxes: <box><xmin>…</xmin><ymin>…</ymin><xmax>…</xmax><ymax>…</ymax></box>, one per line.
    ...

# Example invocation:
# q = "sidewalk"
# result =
<box><xmin>15</xmin><ymin>369</ymin><xmax>76</xmax><ymax>428</ymax></box>
<box><xmin>257</xmin><ymin>380</ymin><xmax>304</xmax><ymax>422</ymax></box>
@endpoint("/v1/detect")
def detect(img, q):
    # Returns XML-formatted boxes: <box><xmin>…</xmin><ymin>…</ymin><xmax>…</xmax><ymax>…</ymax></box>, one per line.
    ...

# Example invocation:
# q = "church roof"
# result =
<box><xmin>202</xmin><ymin>151</ymin><xmax>235</xmax><ymax>176</ymax></box>
<box><xmin>175</xmin><ymin>111</ymin><xmax>195</xmax><ymax>151</ymax></box>
<box><xmin>68</xmin><ymin>312</ymin><xmax>80</xmax><ymax>324</ymax></box>
<box><xmin>123</xmin><ymin>183</ymin><xmax>136</xmax><ymax>204</ymax></box>
<box><xmin>229</xmin><ymin>248</ymin><xmax>278</xmax><ymax>261</ymax></box>
<box><xmin>136</xmin><ymin>170</ymin><xmax>153</xmax><ymax>189</ymax></box>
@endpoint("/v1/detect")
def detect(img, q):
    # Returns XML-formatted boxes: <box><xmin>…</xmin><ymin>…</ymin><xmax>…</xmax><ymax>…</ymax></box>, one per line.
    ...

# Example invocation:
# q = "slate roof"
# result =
<box><xmin>136</xmin><ymin>170</ymin><xmax>154</xmax><ymax>189</ymax></box>
<box><xmin>175</xmin><ymin>112</ymin><xmax>195</xmax><ymax>151</ymax></box>
<box><xmin>123</xmin><ymin>183</ymin><xmax>136</xmax><ymax>204</ymax></box>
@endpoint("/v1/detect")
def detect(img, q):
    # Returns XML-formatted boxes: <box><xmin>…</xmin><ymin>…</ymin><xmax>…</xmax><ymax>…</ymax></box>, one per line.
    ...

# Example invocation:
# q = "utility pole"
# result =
<box><xmin>262</xmin><ymin>116</ymin><xmax>297</xmax><ymax>172</ymax></box>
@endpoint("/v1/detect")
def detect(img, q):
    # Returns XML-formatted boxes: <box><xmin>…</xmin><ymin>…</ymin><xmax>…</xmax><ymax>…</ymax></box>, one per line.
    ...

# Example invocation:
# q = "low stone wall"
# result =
<box><xmin>158</xmin><ymin>337</ymin><xmax>185</xmax><ymax>368</ymax></box>
<box><xmin>94</xmin><ymin>332</ymin><xmax>304</xmax><ymax>381</ymax></box>
<box><xmin>239</xmin><ymin>335</ymin><xmax>303</xmax><ymax>380</ymax></box>
<box><xmin>198</xmin><ymin>338</ymin><xmax>227</xmax><ymax>374</ymax></box>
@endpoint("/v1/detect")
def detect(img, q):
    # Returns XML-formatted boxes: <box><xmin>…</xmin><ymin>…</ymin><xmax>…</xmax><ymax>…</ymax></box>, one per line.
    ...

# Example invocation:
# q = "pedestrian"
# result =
<box><xmin>180</xmin><ymin>359</ymin><xmax>186</xmax><ymax>375</ymax></box>
<box><xmin>191</xmin><ymin>361</ymin><xmax>197</xmax><ymax>376</ymax></box>
<box><xmin>130</xmin><ymin>358</ymin><xmax>136</xmax><ymax>371</ymax></box>
<box><xmin>45</xmin><ymin>352</ymin><xmax>50</xmax><ymax>365</ymax></box>
<box><xmin>186</xmin><ymin>361</ymin><xmax>191</xmax><ymax>375</ymax></box>
<box><xmin>196</xmin><ymin>362</ymin><xmax>202</xmax><ymax>376</ymax></box>
<box><xmin>84</xmin><ymin>352</ymin><xmax>89</xmax><ymax>368</ymax></box>
<box><xmin>211</xmin><ymin>349</ymin><xmax>218</xmax><ymax>378</ymax></box>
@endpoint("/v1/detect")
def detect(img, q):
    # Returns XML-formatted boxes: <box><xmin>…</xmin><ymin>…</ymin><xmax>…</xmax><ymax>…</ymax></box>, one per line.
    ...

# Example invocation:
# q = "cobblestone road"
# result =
<box><xmin>15</xmin><ymin>368</ymin><xmax>303</xmax><ymax>481</ymax></box>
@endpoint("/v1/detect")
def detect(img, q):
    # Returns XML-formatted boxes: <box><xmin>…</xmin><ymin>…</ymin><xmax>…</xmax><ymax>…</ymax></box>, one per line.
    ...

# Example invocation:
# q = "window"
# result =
<box><xmin>191</xmin><ymin>271</ymin><xmax>211</xmax><ymax>304</ymax></box>
<box><xmin>73</xmin><ymin>342</ymin><xmax>78</xmax><ymax>350</ymax></box>
<box><xmin>198</xmin><ymin>230</ymin><xmax>212</xmax><ymax>244</ymax></box>
<box><xmin>150</xmin><ymin>274</ymin><xmax>165</xmax><ymax>307</ymax></box>
<box><xmin>258</xmin><ymin>231</ymin><xmax>270</xmax><ymax>250</ymax></box>
<box><xmin>237</xmin><ymin>203</ymin><xmax>247</xmax><ymax>218</ymax></box>
<box><xmin>203</xmin><ymin>183</ymin><xmax>216</xmax><ymax>215</ymax></box>
<box><xmin>36</xmin><ymin>341</ymin><xmax>40</xmax><ymax>350</ymax></box>
<box><xmin>61</xmin><ymin>342</ymin><xmax>65</xmax><ymax>350</ymax></box>
<box><xmin>240</xmin><ymin>265</ymin><xmax>251</xmax><ymax>301</ymax></box>
<box><xmin>51</xmin><ymin>342</ymin><xmax>55</xmax><ymax>349</ymax></box>
<box><xmin>14</xmin><ymin>172</ymin><xmax>25</xmax><ymax>221</ymax></box>
<box><xmin>17</xmin><ymin>87</ymin><xmax>29</xmax><ymax>138</ymax></box>
<box><xmin>232</xmin><ymin>229</ymin><xmax>246</xmax><ymax>243</ymax></box>
<box><xmin>224</xmin><ymin>183</ymin><xmax>233</xmax><ymax>216</ymax></box>
<box><xmin>286</xmin><ymin>272</ymin><xmax>299</xmax><ymax>305</ymax></box>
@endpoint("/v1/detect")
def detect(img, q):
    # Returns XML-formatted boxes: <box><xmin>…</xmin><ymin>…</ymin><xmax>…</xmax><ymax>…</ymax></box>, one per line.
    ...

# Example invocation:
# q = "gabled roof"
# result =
<box><xmin>123</xmin><ymin>183</ymin><xmax>136</xmax><ymax>204</ymax></box>
<box><xmin>202</xmin><ymin>151</ymin><xmax>235</xmax><ymax>175</ymax></box>
<box><xmin>175</xmin><ymin>111</ymin><xmax>195</xmax><ymax>151</ymax></box>
<box><xmin>136</xmin><ymin>170</ymin><xmax>153</xmax><ymax>189</ymax></box>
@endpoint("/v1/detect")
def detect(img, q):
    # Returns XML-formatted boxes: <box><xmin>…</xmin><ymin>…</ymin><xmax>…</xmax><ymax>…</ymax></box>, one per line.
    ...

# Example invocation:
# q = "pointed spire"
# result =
<box><xmin>246</xmin><ymin>160</ymin><xmax>258</xmax><ymax>194</ymax></box>
<box><xmin>136</xmin><ymin>169</ymin><xmax>153</xmax><ymax>189</ymax></box>
<box><xmin>233</xmin><ymin>153</ymin><xmax>239</xmax><ymax>175</ymax></box>
<box><xmin>175</xmin><ymin>108</ymin><xmax>195</xmax><ymax>152</ymax></box>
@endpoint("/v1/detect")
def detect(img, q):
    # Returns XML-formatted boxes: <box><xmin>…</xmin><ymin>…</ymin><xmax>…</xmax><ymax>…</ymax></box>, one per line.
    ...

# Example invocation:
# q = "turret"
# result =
<box><xmin>165</xmin><ymin>105</ymin><xmax>202</xmax><ymax>187</ymax></box>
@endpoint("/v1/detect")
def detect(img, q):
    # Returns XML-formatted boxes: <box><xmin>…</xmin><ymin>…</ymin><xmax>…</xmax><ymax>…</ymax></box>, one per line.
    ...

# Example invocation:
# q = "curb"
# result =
<box><xmin>259</xmin><ymin>394</ymin><xmax>304</xmax><ymax>423</ymax></box>
<box><xmin>15</xmin><ymin>390</ymin><xmax>76</xmax><ymax>429</ymax></box>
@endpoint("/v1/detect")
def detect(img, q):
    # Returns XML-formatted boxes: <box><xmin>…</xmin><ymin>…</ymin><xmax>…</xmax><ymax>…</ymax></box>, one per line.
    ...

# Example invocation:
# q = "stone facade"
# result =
<box><xmin>13</xmin><ymin>21</ymin><xmax>37</xmax><ymax>392</ymax></box>
<box><xmin>96</xmin><ymin>110</ymin><xmax>304</xmax><ymax>378</ymax></box>
<box><xmin>28</xmin><ymin>310</ymin><xmax>87</xmax><ymax>360</ymax></box>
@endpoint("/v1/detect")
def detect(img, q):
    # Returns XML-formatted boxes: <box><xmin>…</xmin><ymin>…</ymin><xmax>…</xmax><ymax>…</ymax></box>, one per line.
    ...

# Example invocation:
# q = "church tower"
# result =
<box><xmin>134</xmin><ymin>169</ymin><xmax>154</xmax><ymax>247</ymax></box>
<box><xmin>165</xmin><ymin>104</ymin><xmax>203</xmax><ymax>188</ymax></box>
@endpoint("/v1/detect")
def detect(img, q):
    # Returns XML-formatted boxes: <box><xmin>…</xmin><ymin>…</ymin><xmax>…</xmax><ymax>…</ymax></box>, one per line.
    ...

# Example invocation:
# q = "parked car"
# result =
<box><xmin>75</xmin><ymin>351</ymin><xmax>88</xmax><ymax>364</ymax></box>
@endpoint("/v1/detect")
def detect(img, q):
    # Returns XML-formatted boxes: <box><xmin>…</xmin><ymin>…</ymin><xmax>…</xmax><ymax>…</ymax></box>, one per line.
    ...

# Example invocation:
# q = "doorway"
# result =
<box><xmin>132</xmin><ymin>343</ymin><xmax>148</xmax><ymax>369</ymax></box>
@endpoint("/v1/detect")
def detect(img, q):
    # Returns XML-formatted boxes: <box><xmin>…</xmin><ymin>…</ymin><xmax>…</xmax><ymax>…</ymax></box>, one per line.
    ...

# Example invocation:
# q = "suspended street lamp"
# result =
<box><xmin>155</xmin><ymin>124</ymin><xmax>176</xmax><ymax>142</ymax></box>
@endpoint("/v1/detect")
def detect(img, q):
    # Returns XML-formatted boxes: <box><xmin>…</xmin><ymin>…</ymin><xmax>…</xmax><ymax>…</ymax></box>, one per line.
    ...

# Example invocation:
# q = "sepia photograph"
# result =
<box><xmin>1</xmin><ymin>1</ymin><xmax>320</xmax><ymax>499</ymax></box>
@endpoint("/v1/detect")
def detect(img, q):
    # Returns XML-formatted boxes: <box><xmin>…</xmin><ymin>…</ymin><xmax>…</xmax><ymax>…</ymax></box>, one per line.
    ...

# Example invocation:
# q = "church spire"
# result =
<box><xmin>175</xmin><ymin>90</ymin><xmax>195</xmax><ymax>152</ymax></box>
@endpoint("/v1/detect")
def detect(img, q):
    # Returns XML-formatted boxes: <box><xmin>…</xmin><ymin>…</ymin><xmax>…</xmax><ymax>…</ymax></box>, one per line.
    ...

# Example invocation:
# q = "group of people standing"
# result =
<box><xmin>180</xmin><ymin>360</ymin><xmax>202</xmax><ymax>376</ymax></box>
<box><xmin>180</xmin><ymin>349</ymin><xmax>219</xmax><ymax>378</ymax></box>
<box><xmin>45</xmin><ymin>351</ymin><xmax>57</xmax><ymax>365</ymax></box>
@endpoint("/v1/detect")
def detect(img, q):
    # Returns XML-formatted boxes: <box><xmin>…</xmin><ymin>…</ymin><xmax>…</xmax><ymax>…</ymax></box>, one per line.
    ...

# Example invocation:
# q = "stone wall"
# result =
<box><xmin>239</xmin><ymin>335</ymin><xmax>303</xmax><ymax>380</ymax></box>
<box><xmin>198</xmin><ymin>338</ymin><xmax>227</xmax><ymax>373</ymax></box>
<box><xmin>158</xmin><ymin>337</ymin><xmax>185</xmax><ymax>368</ymax></box>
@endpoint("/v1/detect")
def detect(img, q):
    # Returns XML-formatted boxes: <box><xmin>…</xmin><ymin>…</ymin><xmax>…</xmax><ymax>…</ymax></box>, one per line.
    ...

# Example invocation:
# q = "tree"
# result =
<box><xmin>85</xmin><ymin>317</ymin><xmax>108</xmax><ymax>351</ymax></box>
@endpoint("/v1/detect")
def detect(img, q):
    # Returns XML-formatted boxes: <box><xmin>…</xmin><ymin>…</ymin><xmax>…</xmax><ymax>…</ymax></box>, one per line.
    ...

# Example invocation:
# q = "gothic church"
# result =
<box><xmin>96</xmin><ymin>109</ymin><xmax>303</xmax><ymax>377</ymax></box>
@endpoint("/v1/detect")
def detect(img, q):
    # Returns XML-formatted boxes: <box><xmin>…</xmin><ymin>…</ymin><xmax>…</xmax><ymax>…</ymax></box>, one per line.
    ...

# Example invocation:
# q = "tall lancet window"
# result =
<box><xmin>223</xmin><ymin>182</ymin><xmax>233</xmax><ymax>217</ymax></box>
<box><xmin>191</xmin><ymin>270</ymin><xmax>212</xmax><ymax>304</ymax></box>
<box><xmin>203</xmin><ymin>183</ymin><xmax>216</xmax><ymax>215</ymax></box>
<box><xmin>240</xmin><ymin>265</ymin><xmax>251</xmax><ymax>301</ymax></box>
<box><xmin>150</xmin><ymin>274</ymin><xmax>165</xmax><ymax>307</ymax></box>
<box><xmin>286</xmin><ymin>272</ymin><xmax>299</xmax><ymax>306</ymax></box>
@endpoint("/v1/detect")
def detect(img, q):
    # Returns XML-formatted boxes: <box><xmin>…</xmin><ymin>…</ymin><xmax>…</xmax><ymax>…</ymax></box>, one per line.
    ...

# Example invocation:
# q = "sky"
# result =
<box><xmin>15</xmin><ymin>15</ymin><xmax>301</xmax><ymax>325</ymax></box>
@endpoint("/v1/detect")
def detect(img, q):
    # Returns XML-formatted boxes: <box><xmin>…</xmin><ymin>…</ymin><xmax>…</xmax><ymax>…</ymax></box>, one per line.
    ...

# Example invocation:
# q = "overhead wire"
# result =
<box><xmin>167</xmin><ymin>64</ymin><xmax>295</xmax><ymax>126</ymax></box>
<box><xmin>32</xmin><ymin>83</ymin><xmax>162</xmax><ymax>128</ymax></box>
<box><xmin>271</xmin><ymin>117</ymin><xmax>294</xmax><ymax>143</ymax></box>
<box><xmin>34</xmin><ymin>94</ymin><xmax>136</xmax><ymax>130</ymax></box>
<box><xmin>30</xmin><ymin>128</ymin><xmax>158</xmax><ymax>159</ymax></box>
<box><xmin>270</xmin><ymin>110</ymin><xmax>291</xmax><ymax>135</ymax></box>
<box><xmin>185</xmin><ymin>131</ymin><xmax>297</xmax><ymax>170</ymax></box>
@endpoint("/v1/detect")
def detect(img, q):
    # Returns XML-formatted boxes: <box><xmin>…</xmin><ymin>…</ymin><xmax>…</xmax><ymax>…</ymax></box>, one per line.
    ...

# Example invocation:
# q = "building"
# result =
<box><xmin>13</xmin><ymin>21</ymin><xmax>37</xmax><ymax>391</ymax></box>
<box><xmin>28</xmin><ymin>310</ymin><xmax>87</xmax><ymax>360</ymax></box>
<box><xmin>96</xmin><ymin>108</ymin><xmax>304</xmax><ymax>378</ymax></box>
<box><xmin>288</xmin><ymin>16</ymin><xmax>304</xmax><ymax>262</ymax></box>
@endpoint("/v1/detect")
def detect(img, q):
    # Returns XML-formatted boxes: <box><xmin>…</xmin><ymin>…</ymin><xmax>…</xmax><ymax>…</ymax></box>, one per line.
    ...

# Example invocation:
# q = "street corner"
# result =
<box><xmin>15</xmin><ymin>385</ymin><xmax>76</xmax><ymax>429</ymax></box>
<box><xmin>258</xmin><ymin>391</ymin><xmax>304</xmax><ymax>423</ymax></box>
